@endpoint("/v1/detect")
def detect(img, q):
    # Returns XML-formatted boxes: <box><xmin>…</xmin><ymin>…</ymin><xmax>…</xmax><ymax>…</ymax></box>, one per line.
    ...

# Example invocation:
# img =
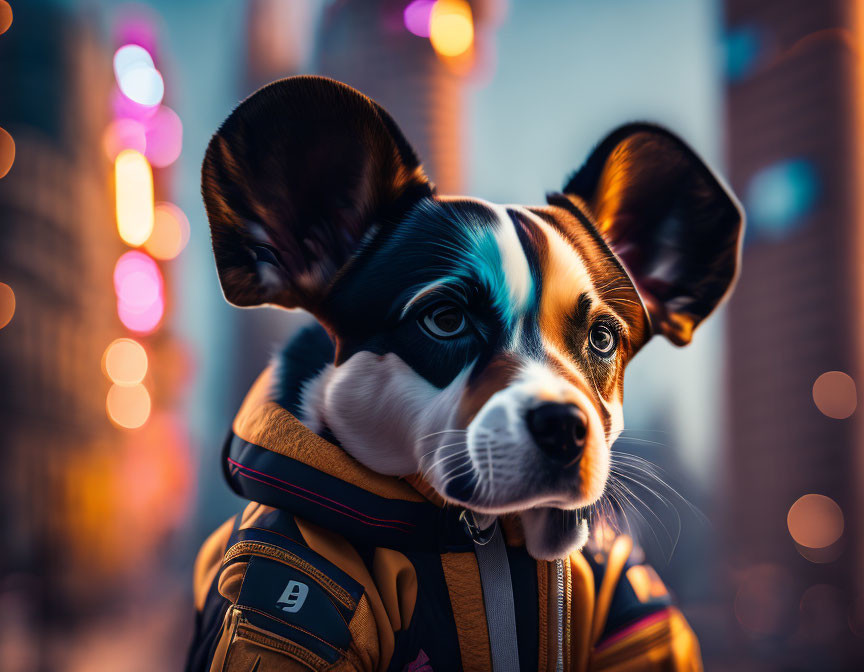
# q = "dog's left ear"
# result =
<box><xmin>202</xmin><ymin>76</ymin><xmax>432</xmax><ymax>313</ymax></box>
<box><xmin>551</xmin><ymin>123</ymin><xmax>744</xmax><ymax>345</ymax></box>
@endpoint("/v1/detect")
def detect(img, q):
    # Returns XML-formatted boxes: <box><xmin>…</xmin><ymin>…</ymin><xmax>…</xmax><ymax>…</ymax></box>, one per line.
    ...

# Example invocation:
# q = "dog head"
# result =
<box><xmin>203</xmin><ymin>77</ymin><xmax>743</xmax><ymax>559</ymax></box>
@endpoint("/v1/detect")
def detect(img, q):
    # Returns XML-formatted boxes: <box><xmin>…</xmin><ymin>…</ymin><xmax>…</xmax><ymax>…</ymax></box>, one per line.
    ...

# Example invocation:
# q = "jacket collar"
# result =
<box><xmin>224</xmin><ymin>366</ymin><xmax>475</xmax><ymax>552</ymax></box>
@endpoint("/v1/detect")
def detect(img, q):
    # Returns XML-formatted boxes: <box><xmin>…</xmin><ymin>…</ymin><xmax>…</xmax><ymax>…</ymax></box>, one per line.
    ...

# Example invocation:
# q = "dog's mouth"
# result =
<box><xmin>418</xmin><ymin>432</ymin><xmax>606</xmax><ymax>558</ymax></box>
<box><xmin>421</xmin><ymin>438</ymin><xmax>605</xmax><ymax>515</ymax></box>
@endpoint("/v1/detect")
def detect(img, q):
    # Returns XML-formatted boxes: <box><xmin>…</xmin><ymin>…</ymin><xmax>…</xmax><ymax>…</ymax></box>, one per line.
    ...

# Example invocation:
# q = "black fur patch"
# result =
<box><xmin>274</xmin><ymin>322</ymin><xmax>335</xmax><ymax>416</ymax></box>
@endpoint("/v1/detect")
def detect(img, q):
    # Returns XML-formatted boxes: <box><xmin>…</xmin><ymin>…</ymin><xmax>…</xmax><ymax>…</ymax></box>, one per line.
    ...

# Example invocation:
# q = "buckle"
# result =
<box><xmin>459</xmin><ymin>510</ymin><xmax>497</xmax><ymax>545</ymax></box>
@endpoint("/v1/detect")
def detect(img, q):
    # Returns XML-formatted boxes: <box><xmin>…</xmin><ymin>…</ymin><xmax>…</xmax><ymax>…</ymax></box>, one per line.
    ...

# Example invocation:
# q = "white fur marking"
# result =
<box><xmin>488</xmin><ymin>202</ymin><xmax>532</xmax><ymax>311</ymax></box>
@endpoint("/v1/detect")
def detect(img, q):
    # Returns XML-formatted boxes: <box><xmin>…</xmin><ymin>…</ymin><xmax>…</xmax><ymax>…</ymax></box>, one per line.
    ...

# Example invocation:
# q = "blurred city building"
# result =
<box><xmin>722</xmin><ymin>0</ymin><xmax>864</xmax><ymax>669</ymax></box>
<box><xmin>315</xmin><ymin>0</ymin><xmax>503</xmax><ymax>194</ymax></box>
<box><xmin>0</xmin><ymin>2</ymin><xmax>192</xmax><ymax>669</ymax></box>
<box><xmin>0</xmin><ymin>5</ymin><xmax>121</xmax><ymax>665</ymax></box>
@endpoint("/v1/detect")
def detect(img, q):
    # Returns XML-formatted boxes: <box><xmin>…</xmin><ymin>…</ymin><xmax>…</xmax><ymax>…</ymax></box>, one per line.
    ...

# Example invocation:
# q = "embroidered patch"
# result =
<box><xmin>236</xmin><ymin>556</ymin><xmax>352</xmax><ymax>663</ymax></box>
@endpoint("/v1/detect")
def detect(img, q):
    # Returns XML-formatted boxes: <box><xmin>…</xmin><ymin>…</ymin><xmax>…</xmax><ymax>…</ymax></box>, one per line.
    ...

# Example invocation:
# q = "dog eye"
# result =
<box><xmin>251</xmin><ymin>243</ymin><xmax>281</xmax><ymax>267</ymax></box>
<box><xmin>588</xmin><ymin>324</ymin><xmax>616</xmax><ymax>357</ymax></box>
<box><xmin>421</xmin><ymin>304</ymin><xmax>468</xmax><ymax>339</ymax></box>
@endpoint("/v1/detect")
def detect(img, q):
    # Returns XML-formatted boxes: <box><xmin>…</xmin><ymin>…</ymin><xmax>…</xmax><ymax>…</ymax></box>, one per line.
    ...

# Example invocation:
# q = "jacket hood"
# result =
<box><xmin>223</xmin><ymin>366</ymin><xmax>476</xmax><ymax>552</ymax></box>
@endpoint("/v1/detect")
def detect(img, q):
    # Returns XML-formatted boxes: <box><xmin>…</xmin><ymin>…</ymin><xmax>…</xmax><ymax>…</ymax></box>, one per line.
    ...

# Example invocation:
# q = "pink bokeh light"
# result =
<box><xmin>403</xmin><ymin>0</ymin><xmax>436</xmax><ymax>38</ymax></box>
<box><xmin>144</xmin><ymin>105</ymin><xmax>183</xmax><ymax>168</ymax></box>
<box><xmin>114</xmin><ymin>251</ymin><xmax>164</xmax><ymax>333</ymax></box>
<box><xmin>112</xmin><ymin>86</ymin><xmax>159</xmax><ymax>122</ymax></box>
<box><xmin>118</xmin><ymin>295</ymin><xmax>164</xmax><ymax>333</ymax></box>
<box><xmin>113</xmin><ymin>7</ymin><xmax>160</xmax><ymax>61</ymax></box>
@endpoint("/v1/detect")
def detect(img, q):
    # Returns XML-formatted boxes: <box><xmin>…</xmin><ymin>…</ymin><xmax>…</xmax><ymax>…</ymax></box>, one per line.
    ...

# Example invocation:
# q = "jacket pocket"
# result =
<box><xmin>210</xmin><ymin>538</ymin><xmax>365</xmax><ymax>671</ymax></box>
<box><xmin>210</xmin><ymin>605</ymin><xmax>335</xmax><ymax>672</ymax></box>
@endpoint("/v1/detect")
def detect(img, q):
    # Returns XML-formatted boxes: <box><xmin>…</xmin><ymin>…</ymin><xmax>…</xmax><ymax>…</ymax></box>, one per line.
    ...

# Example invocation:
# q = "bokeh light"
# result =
<box><xmin>787</xmin><ymin>494</ymin><xmax>844</xmax><ymax>549</ymax></box>
<box><xmin>812</xmin><ymin>371</ymin><xmax>857</xmax><ymax>419</ymax></box>
<box><xmin>145</xmin><ymin>202</ymin><xmax>190</xmax><ymax>260</ymax></box>
<box><xmin>114</xmin><ymin>251</ymin><xmax>164</xmax><ymax>334</ymax></box>
<box><xmin>113</xmin><ymin>44</ymin><xmax>153</xmax><ymax>80</ymax></box>
<box><xmin>115</xmin><ymin>149</ymin><xmax>154</xmax><ymax>246</ymax></box>
<box><xmin>118</xmin><ymin>66</ymin><xmax>164</xmax><ymax>107</ymax></box>
<box><xmin>103</xmin><ymin>338</ymin><xmax>148</xmax><ymax>386</ymax></box>
<box><xmin>0</xmin><ymin>126</ymin><xmax>15</xmax><ymax>179</ymax></box>
<box><xmin>734</xmin><ymin>563</ymin><xmax>797</xmax><ymax>637</ymax></box>
<box><xmin>114</xmin><ymin>252</ymin><xmax>162</xmax><ymax>309</ymax></box>
<box><xmin>113</xmin><ymin>44</ymin><xmax>164</xmax><ymax>107</ymax></box>
<box><xmin>429</xmin><ymin>0</ymin><xmax>474</xmax><ymax>58</ymax></box>
<box><xmin>112</xmin><ymin>86</ymin><xmax>159</xmax><ymax>121</ymax></box>
<box><xmin>796</xmin><ymin>541</ymin><xmax>844</xmax><ymax>564</ymax></box>
<box><xmin>725</xmin><ymin>25</ymin><xmax>763</xmax><ymax>82</ymax></box>
<box><xmin>746</xmin><ymin>159</ymin><xmax>817</xmax><ymax>239</ymax></box>
<box><xmin>404</xmin><ymin>0</ymin><xmax>436</xmax><ymax>38</ymax></box>
<box><xmin>0</xmin><ymin>282</ymin><xmax>15</xmax><ymax>330</ymax></box>
<box><xmin>0</xmin><ymin>1</ymin><xmax>11</xmax><ymax>35</ymax></box>
<box><xmin>118</xmin><ymin>297</ymin><xmax>164</xmax><ymax>334</ymax></box>
<box><xmin>143</xmin><ymin>105</ymin><xmax>182</xmax><ymax>168</ymax></box>
<box><xmin>106</xmin><ymin>383</ymin><xmax>151</xmax><ymax>429</ymax></box>
<box><xmin>102</xmin><ymin>119</ymin><xmax>146</xmax><ymax>160</ymax></box>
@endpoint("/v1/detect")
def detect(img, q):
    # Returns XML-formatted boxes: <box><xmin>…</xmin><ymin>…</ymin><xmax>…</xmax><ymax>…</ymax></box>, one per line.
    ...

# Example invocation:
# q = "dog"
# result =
<box><xmin>204</xmin><ymin>77</ymin><xmax>742</xmax><ymax>560</ymax></box>
<box><xmin>189</xmin><ymin>75</ymin><xmax>742</xmax><ymax>671</ymax></box>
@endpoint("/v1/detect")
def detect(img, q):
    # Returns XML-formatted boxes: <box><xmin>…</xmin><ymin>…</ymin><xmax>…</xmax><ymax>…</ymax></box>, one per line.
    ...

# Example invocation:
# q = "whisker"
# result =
<box><xmin>607</xmin><ymin>478</ymin><xmax>673</xmax><ymax>561</ymax></box>
<box><xmin>613</xmin><ymin>428</ymin><xmax>671</xmax><ymax>436</ymax></box>
<box><xmin>417</xmin><ymin>440</ymin><xmax>468</xmax><ymax>462</ymax></box>
<box><xmin>420</xmin><ymin>446</ymin><xmax>469</xmax><ymax>474</ymax></box>
<box><xmin>611</xmin><ymin>436</ymin><xmax>671</xmax><ymax>449</ymax></box>
<box><xmin>417</xmin><ymin>429</ymin><xmax>468</xmax><ymax>443</ymax></box>
<box><xmin>611</xmin><ymin>463</ymin><xmax>708</xmax><ymax>527</ymax></box>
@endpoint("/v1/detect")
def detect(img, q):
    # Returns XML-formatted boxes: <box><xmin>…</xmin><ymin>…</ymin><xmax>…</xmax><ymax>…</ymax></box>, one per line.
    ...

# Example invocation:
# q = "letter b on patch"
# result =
<box><xmin>276</xmin><ymin>580</ymin><xmax>309</xmax><ymax>613</ymax></box>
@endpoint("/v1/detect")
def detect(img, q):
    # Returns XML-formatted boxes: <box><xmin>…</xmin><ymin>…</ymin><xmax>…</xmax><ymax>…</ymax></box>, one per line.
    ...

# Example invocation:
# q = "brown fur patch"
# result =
<box><xmin>456</xmin><ymin>352</ymin><xmax>522</xmax><ymax>427</ymax></box>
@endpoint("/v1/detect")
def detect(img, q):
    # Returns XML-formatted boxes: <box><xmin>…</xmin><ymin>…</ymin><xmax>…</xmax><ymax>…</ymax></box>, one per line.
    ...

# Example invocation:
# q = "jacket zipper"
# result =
<box><xmin>555</xmin><ymin>558</ymin><xmax>565</xmax><ymax>672</ymax></box>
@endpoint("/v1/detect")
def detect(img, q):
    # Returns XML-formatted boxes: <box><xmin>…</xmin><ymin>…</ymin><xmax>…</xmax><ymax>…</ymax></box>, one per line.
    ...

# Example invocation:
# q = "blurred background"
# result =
<box><xmin>1</xmin><ymin>0</ymin><xmax>862</xmax><ymax>669</ymax></box>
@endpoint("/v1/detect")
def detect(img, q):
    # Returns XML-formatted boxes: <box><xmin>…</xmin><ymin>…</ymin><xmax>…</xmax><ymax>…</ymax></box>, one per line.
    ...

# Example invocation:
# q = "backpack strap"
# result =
<box><xmin>472</xmin><ymin>520</ymin><xmax>521</xmax><ymax>672</ymax></box>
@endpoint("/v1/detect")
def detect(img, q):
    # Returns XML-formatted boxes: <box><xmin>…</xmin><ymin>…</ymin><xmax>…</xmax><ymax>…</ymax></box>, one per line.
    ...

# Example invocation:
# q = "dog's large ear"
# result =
<box><xmin>551</xmin><ymin>123</ymin><xmax>744</xmax><ymax>345</ymax></box>
<box><xmin>202</xmin><ymin>76</ymin><xmax>432</xmax><ymax>312</ymax></box>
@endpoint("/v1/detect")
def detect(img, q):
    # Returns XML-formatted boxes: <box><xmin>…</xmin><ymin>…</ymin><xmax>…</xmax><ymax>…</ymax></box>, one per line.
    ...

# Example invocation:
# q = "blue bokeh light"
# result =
<box><xmin>725</xmin><ymin>25</ymin><xmax>762</xmax><ymax>82</ymax></box>
<box><xmin>745</xmin><ymin>159</ymin><xmax>818</xmax><ymax>239</ymax></box>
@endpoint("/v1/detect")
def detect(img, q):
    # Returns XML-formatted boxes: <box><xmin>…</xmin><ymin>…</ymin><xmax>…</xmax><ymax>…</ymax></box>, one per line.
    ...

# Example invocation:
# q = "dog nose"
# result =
<box><xmin>526</xmin><ymin>402</ymin><xmax>588</xmax><ymax>467</ymax></box>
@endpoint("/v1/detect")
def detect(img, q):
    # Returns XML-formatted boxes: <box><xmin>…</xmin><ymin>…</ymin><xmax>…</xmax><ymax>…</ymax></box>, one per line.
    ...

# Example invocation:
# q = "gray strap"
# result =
<box><xmin>473</xmin><ymin>522</ymin><xmax>521</xmax><ymax>672</ymax></box>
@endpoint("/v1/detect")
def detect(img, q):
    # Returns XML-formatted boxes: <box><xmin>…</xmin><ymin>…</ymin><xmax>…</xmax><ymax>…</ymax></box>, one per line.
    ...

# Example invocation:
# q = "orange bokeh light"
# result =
<box><xmin>106</xmin><ymin>383</ymin><xmax>151</xmax><ymax>429</ymax></box>
<box><xmin>0</xmin><ymin>126</ymin><xmax>15</xmax><ymax>179</ymax></box>
<box><xmin>0</xmin><ymin>282</ymin><xmax>14</xmax><ymax>329</ymax></box>
<box><xmin>103</xmin><ymin>338</ymin><xmax>148</xmax><ymax>386</ymax></box>
<box><xmin>115</xmin><ymin>149</ymin><xmax>154</xmax><ymax>246</ymax></box>
<box><xmin>787</xmin><ymin>494</ymin><xmax>844</xmax><ymax>549</ymax></box>
<box><xmin>812</xmin><ymin>371</ymin><xmax>857</xmax><ymax>419</ymax></box>
<box><xmin>0</xmin><ymin>2</ymin><xmax>11</xmax><ymax>36</ymax></box>
<box><xmin>145</xmin><ymin>202</ymin><xmax>190</xmax><ymax>260</ymax></box>
<box><xmin>429</xmin><ymin>0</ymin><xmax>474</xmax><ymax>58</ymax></box>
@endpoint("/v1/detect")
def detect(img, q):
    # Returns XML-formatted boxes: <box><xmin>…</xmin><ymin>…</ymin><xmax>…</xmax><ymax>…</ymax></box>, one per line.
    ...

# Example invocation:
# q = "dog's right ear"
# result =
<box><xmin>202</xmin><ymin>76</ymin><xmax>432</xmax><ymax>312</ymax></box>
